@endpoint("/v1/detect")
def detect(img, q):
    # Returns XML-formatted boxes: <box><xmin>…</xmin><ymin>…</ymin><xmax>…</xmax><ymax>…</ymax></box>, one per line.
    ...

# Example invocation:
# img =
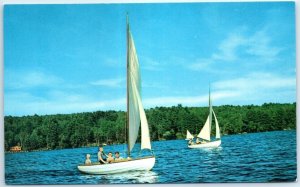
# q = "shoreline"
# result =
<box><xmin>5</xmin><ymin>129</ymin><xmax>296</xmax><ymax>154</ymax></box>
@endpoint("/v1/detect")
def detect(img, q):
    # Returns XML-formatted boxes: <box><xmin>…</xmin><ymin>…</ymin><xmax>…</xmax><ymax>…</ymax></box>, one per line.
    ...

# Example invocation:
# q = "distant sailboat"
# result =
<box><xmin>188</xmin><ymin>88</ymin><xmax>221</xmax><ymax>148</ymax></box>
<box><xmin>78</xmin><ymin>15</ymin><xmax>155</xmax><ymax>174</ymax></box>
<box><xmin>185</xmin><ymin>130</ymin><xmax>194</xmax><ymax>140</ymax></box>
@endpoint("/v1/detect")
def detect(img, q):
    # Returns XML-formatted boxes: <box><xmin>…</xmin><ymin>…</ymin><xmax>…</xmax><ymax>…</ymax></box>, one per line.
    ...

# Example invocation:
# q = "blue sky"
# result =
<box><xmin>4</xmin><ymin>2</ymin><xmax>296</xmax><ymax>116</ymax></box>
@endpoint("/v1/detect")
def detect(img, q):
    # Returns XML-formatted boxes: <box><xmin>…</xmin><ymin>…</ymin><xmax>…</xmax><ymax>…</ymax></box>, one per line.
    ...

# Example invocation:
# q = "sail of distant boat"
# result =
<box><xmin>197</xmin><ymin>116</ymin><xmax>211</xmax><ymax>141</ymax></box>
<box><xmin>213</xmin><ymin>109</ymin><xmax>221</xmax><ymax>139</ymax></box>
<box><xmin>197</xmin><ymin>110</ymin><xmax>220</xmax><ymax>141</ymax></box>
<box><xmin>197</xmin><ymin>87</ymin><xmax>220</xmax><ymax>141</ymax></box>
<box><xmin>186</xmin><ymin>130</ymin><xmax>194</xmax><ymax>140</ymax></box>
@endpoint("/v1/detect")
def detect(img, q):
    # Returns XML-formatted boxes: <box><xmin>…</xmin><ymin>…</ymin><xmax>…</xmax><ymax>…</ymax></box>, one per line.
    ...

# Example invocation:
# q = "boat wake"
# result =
<box><xmin>81</xmin><ymin>170</ymin><xmax>158</xmax><ymax>184</ymax></box>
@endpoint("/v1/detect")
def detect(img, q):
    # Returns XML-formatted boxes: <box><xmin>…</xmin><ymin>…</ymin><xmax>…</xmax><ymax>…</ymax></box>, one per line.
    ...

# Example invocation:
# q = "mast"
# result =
<box><xmin>197</xmin><ymin>86</ymin><xmax>212</xmax><ymax>141</ymax></box>
<box><xmin>209</xmin><ymin>85</ymin><xmax>212</xmax><ymax>139</ymax></box>
<box><xmin>126</xmin><ymin>14</ymin><xmax>130</xmax><ymax>157</ymax></box>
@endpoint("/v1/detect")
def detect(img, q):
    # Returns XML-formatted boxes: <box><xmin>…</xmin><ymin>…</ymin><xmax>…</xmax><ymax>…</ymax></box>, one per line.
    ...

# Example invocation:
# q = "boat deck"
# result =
<box><xmin>78</xmin><ymin>156</ymin><xmax>154</xmax><ymax>167</ymax></box>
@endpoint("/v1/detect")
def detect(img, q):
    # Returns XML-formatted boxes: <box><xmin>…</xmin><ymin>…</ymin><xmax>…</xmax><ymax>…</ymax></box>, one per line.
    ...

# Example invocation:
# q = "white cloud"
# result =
<box><xmin>148</xmin><ymin>73</ymin><xmax>294</xmax><ymax>109</ymax></box>
<box><xmin>90</xmin><ymin>78</ymin><xmax>124</xmax><ymax>88</ymax></box>
<box><xmin>140</xmin><ymin>56</ymin><xmax>163</xmax><ymax>71</ymax></box>
<box><xmin>102</xmin><ymin>57</ymin><xmax>124</xmax><ymax>68</ymax></box>
<box><xmin>5</xmin><ymin>91</ymin><xmax>126</xmax><ymax>116</ymax></box>
<box><xmin>188</xmin><ymin>58</ymin><xmax>214</xmax><ymax>71</ymax></box>
<box><xmin>212</xmin><ymin>33</ymin><xmax>246</xmax><ymax>61</ymax></box>
<box><xmin>212</xmin><ymin>72</ymin><xmax>295</xmax><ymax>104</ymax></box>
<box><xmin>246</xmin><ymin>29</ymin><xmax>282</xmax><ymax>60</ymax></box>
<box><xmin>142</xmin><ymin>82</ymin><xmax>167</xmax><ymax>89</ymax></box>
<box><xmin>4</xmin><ymin>86</ymin><xmax>240</xmax><ymax>116</ymax></box>
<box><xmin>5</xmin><ymin>71</ymin><xmax>295</xmax><ymax>116</ymax></box>
<box><xmin>5</xmin><ymin>70</ymin><xmax>62</xmax><ymax>89</ymax></box>
<box><xmin>188</xmin><ymin>26</ymin><xmax>283</xmax><ymax>72</ymax></box>
<box><xmin>213</xmin><ymin>72</ymin><xmax>295</xmax><ymax>91</ymax></box>
<box><xmin>138</xmin><ymin>72</ymin><xmax>294</xmax><ymax>109</ymax></box>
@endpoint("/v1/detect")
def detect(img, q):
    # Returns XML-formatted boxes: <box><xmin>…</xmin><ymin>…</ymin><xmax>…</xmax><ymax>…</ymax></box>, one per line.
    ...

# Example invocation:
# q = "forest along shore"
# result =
<box><xmin>4</xmin><ymin>103</ymin><xmax>296</xmax><ymax>152</ymax></box>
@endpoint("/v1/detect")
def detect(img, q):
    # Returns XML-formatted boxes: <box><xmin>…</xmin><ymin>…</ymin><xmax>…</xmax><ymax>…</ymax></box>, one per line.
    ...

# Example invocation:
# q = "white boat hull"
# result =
<box><xmin>77</xmin><ymin>156</ymin><xmax>155</xmax><ymax>175</ymax></box>
<box><xmin>188</xmin><ymin>140</ymin><xmax>221</xmax><ymax>148</ymax></box>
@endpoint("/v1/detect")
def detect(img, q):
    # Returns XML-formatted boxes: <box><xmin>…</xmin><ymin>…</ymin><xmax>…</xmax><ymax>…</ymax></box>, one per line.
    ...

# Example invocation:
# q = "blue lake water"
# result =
<box><xmin>5</xmin><ymin>130</ymin><xmax>297</xmax><ymax>184</ymax></box>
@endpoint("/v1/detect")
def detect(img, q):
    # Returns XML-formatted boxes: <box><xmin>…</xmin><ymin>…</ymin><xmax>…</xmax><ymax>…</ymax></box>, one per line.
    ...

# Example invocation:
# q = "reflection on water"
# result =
<box><xmin>79</xmin><ymin>171</ymin><xmax>158</xmax><ymax>184</ymax></box>
<box><xmin>5</xmin><ymin>130</ymin><xmax>297</xmax><ymax>184</ymax></box>
<box><xmin>195</xmin><ymin>146</ymin><xmax>223</xmax><ymax>153</ymax></box>
<box><xmin>104</xmin><ymin>171</ymin><xmax>158</xmax><ymax>184</ymax></box>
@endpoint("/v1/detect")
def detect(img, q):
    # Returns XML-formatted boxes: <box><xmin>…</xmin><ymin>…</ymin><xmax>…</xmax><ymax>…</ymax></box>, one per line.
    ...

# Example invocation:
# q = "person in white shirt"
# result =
<box><xmin>85</xmin><ymin>154</ymin><xmax>92</xmax><ymax>165</ymax></box>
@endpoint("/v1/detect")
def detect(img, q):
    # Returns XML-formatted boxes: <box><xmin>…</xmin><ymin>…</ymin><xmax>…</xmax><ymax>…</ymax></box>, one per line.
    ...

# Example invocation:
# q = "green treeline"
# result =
<box><xmin>4</xmin><ymin>103</ymin><xmax>296</xmax><ymax>151</ymax></box>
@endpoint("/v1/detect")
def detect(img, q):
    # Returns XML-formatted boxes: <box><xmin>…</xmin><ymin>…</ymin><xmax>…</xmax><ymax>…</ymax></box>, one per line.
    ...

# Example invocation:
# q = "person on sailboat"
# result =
<box><xmin>114</xmin><ymin>151</ymin><xmax>123</xmax><ymax>161</ymax></box>
<box><xmin>107</xmin><ymin>152</ymin><xmax>114</xmax><ymax>163</ymax></box>
<box><xmin>98</xmin><ymin>146</ymin><xmax>108</xmax><ymax>164</ymax></box>
<box><xmin>85</xmin><ymin>154</ymin><xmax>92</xmax><ymax>165</ymax></box>
<box><xmin>188</xmin><ymin>139</ymin><xmax>194</xmax><ymax>145</ymax></box>
<box><xmin>196</xmin><ymin>138</ymin><xmax>201</xmax><ymax>144</ymax></box>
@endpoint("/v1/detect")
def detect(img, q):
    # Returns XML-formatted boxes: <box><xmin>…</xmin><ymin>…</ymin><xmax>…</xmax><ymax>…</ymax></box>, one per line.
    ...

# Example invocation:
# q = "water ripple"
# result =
<box><xmin>5</xmin><ymin>130</ymin><xmax>296</xmax><ymax>184</ymax></box>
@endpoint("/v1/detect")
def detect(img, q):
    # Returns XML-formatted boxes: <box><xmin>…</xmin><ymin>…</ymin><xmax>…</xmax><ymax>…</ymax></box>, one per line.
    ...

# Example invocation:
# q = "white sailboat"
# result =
<box><xmin>78</xmin><ymin>15</ymin><xmax>155</xmax><ymax>174</ymax></box>
<box><xmin>188</xmin><ymin>88</ymin><xmax>221</xmax><ymax>148</ymax></box>
<box><xmin>185</xmin><ymin>130</ymin><xmax>194</xmax><ymax>140</ymax></box>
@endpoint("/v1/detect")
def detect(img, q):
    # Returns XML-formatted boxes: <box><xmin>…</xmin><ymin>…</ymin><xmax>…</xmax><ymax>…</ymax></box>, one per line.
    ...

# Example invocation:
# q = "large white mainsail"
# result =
<box><xmin>127</xmin><ymin>16</ymin><xmax>152</xmax><ymax>154</ymax></box>
<box><xmin>186</xmin><ymin>130</ymin><xmax>194</xmax><ymax>140</ymax></box>
<box><xmin>127</xmin><ymin>25</ymin><xmax>140</xmax><ymax>152</ymax></box>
